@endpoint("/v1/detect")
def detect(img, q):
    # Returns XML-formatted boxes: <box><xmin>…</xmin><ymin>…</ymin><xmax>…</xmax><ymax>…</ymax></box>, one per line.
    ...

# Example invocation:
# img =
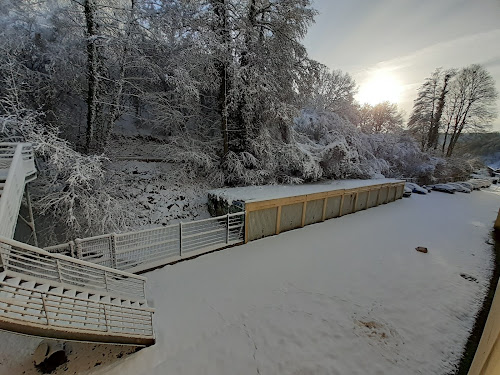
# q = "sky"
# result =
<box><xmin>303</xmin><ymin>0</ymin><xmax>500</xmax><ymax>132</ymax></box>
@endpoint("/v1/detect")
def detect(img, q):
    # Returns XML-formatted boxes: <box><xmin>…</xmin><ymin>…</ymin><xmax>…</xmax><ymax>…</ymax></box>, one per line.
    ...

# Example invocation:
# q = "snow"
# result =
<box><xmin>97</xmin><ymin>189</ymin><xmax>497</xmax><ymax>375</ymax></box>
<box><xmin>1</xmin><ymin>188</ymin><xmax>498</xmax><ymax>375</ymax></box>
<box><xmin>209</xmin><ymin>178</ymin><xmax>402</xmax><ymax>203</ymax></box>
<box><xmin>105</xmin><ymin>160</ymin><xmax>212</xmax><ymax>229</ymax></box>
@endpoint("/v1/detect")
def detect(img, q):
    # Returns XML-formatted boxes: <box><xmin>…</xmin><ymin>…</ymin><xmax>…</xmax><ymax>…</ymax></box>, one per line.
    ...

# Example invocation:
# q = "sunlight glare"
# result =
<box><xmin>357</xmin><ymin>70</ymin><xmax>402</xmax><ymax>106</ymax></box>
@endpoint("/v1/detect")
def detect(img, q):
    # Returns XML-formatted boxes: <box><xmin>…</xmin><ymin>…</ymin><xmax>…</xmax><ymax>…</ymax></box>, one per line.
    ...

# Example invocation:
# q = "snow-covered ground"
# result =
<box><xmin>1</xmin><ymin>187</ymin><xmax>499</xmax><ymax>375</ymax></box>
<box><xmin>105</xmin><ymin>160</ymin><xmax>212</xmax><ymax>229</ymax></box>
<box><xmin>106</xmin><ymin>188</ymin><xmax>498</xmax><ymax>374</ymax></box>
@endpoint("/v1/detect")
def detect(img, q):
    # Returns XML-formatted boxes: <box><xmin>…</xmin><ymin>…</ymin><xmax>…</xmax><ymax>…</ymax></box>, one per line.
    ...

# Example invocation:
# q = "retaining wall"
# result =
<box><xmin>244</xmin><ymin>181</ymin><xmax>405</xmax><ymax>242</ymax></box>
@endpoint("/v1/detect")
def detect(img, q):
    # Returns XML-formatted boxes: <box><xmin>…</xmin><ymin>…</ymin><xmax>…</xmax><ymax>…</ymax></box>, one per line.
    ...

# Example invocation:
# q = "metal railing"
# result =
<box><xmin>0</xmin><ymin>144</ymin><xmax>25</xmax><ymax>239</ymax></box>
<box><xmin>0</xmin><ymin>143</ymin><xmax>37</xmax><ymax>239</ymax></box>
<box><xmin>48</xmin><ymin>212</ymin><xmax>246</xmax><ymax>273</ymax></box>
<box><xmin>0</xmin><ymin>142</ymin><xmax>155</xmax><ymax>345</ymax></box>
<box><xmin>0</xmin><ymin>236</ymin><xmax>147</xmax><ymax>300</ymax></box>
<box><xmin>0</xmin><ymin>277</ymin><xmax>154</xmax><ymax>341</ymax></box>
<box><xmin>0</xmin><ymin>142</ymin><xmax>37</xmax><ymax>178</ymax></box>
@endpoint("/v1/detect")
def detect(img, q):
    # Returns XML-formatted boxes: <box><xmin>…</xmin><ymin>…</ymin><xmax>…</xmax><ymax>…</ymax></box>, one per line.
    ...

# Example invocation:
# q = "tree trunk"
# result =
<box><xmin>84</xmin><ymin>0</ymin><xmax>99</xmax><ymax>153</ymax></box>
<box><xmin>212</xmin><ymin>0</ymin><xmax>230</xmax><ymax>157</ymax></box>
<box><xmin>102</xmin><ymin>0</ymin><xmax>136</xmax><ymax>150</ymax></box>
<box><xmin>441</xmin><ymin>123</ymin><xmax>450</xmax><ymax>154</ymax></box>
<box><xmin>232</xmin><ymin>0</ymin><xmax>257</xmax><ymax>153</ymax></box>
<box><xmin>429</xmin><ymin>74</ymin><xmax>451</xmax><ymax>150</ymax></box>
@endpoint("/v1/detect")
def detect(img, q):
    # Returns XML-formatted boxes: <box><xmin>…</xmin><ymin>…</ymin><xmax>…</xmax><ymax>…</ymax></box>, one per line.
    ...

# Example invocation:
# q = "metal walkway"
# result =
<box><xmin>0</xmin><ymin>143</ymin><xmax>155</xmax><ymax>346</ymax></box>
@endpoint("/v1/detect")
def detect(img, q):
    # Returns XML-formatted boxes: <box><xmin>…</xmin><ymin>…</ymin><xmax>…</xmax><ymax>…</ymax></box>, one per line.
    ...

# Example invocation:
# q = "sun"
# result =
<box><xmin>357</xmin><ymin>70</ymin><xmax>402</xmax><ymax>106</ymax></box>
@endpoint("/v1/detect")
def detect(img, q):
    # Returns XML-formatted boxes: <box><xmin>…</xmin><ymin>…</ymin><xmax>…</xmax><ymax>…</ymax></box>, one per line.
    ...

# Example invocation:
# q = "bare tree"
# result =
<box><xmin>408</xmin><ymin>68</ymin><xmax>455</xmax><ymax>151</ymax></box>
<box><xmin>443</xmin><ymin>64</ymin><xmax>498</xmax><ymax>156</ymax></box>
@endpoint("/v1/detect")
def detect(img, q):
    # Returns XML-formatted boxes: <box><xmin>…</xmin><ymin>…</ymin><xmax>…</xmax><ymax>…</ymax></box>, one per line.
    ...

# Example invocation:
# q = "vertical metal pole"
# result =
<box><xmin>110</xmin><ymin>234</ymin><xmax>117</xmax><ymax>269</ymax></box>
<box><xmin>103</xmin><ymin>304</ymin><xmax>110</xmax><ymax>331</ymax></box>
<box><xmin>0</xmin><ymin>247</ymin><xmax>6</xmax><ymax>270</ymax></box>
<box><xmin>55</xmin><ymin>259</ymin><xmax>63</xmax><ymax>283</ymax></box>
<box><xmin>244</xmin><ymin>211</ymin><xmax>249</xmax><ymax>243</ymax></box>
<box><xmin>104</xmin><ymin>270</ymin><xmax>109</xmax><ymax>292</ymax></box>
<box><xmin>24</xmin><ymin>185</ymin><xmax>38</xmax><ymax>247</ymax></box>
<box><xmin>41</xmin><ymin>295</ymin><xmax>50</xmax><ymax>325</ymax></box>
<box><xmin>179</xmin><ymin>222</ymin><xmax>183</xmax><ymax>257</ymax></box>
<box><xmin>226</xmin><ymin>214</ymin><xmax>230</xmax><ymax>244</ymax></box>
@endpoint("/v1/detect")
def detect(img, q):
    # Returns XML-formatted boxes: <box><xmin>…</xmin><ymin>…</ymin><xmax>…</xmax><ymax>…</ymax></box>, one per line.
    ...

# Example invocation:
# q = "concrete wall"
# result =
<box><xmin>245</xmin><ymin>181</ymin><xmax>405</xmax><ymax>242</ymax></box>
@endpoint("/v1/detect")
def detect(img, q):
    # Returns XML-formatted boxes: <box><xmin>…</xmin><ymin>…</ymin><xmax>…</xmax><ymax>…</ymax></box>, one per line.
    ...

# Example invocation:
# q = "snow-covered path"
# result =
<box><xmin>97</xmin><ymin>189</ymin><xmax>499</xmax><ymax>375</ymax></box>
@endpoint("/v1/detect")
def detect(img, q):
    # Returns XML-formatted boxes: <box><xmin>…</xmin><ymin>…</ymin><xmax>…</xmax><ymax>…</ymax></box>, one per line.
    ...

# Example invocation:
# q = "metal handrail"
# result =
<box><xmin>0</xmin><ymin>144</ymin><xmax>24</xmax><ymax>238</ymax></box>
<box><xmin>0</xmin><ymin>236</ymin><xmax>147</xmax><ymax>300</ymax></box>
<box><xmin>0</xmin><ymin>236</ymin><xmax>146</xmax><ymax>281</ymax></box>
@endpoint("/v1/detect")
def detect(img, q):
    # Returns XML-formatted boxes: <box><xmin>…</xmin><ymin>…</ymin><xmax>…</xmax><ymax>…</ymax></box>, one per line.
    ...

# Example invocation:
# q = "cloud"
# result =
<box><xmin>353</xmin><ymin>29</ymin><xmax>500</xmax><ymax>130</ymax></box>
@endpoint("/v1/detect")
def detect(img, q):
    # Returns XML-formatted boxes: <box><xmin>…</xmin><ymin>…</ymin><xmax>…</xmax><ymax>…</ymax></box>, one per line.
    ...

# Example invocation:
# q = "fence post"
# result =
<box><xmin>74</xmin><ymin>239</ymin><xmax>82</xmax><ymax>259</ymax></box>
<box><xmin>110</xmin><ymin>234</ymin><xmax>117</xmax><ymax>269</ymax></box>
<box><xmin>0</xmin><ymin>247</ymin><xmax>5</xmax><ymax>269</ymax></box>
<box><xmin>104</xmin><ymin>270</ymin><xmax>109</xmax><ymax>292</ymax></box>
<box><xmin>69</xmin><ymin>241</ymin><xmax>75</xmax><ymax>258</ymax></box>
<box><xmin>55</xmin><ymin>259</ymin><xmax>63</xmax><ymax>283</ymax></box>
<box><xmin>103</xmin><ymin>304</ymin><xmax>110</xmax><ymax>331</ymax></box>
<box><xmin>226</xmin><ymin>214</ymin><xmax>230</xmax><ymax>244</ymax></box>
<box><xmin>179</xmin><ymin>222</ymin><xmax>183</xmax><ymax>257</ymax></box>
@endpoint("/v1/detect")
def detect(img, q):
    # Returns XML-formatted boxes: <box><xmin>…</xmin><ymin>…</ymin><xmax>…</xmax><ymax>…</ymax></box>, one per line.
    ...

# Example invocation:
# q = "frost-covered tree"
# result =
<box><xmin>358</xmin><ymin>101</ymin><xmax>404</xmax><ymax>134</ymax></box>
<box><xmin>307</xmin><ymin>64</ymin><xmax>358</xmax><ymax>120</ymax></box>
<box><xmin>0</xmin><ymin>55</ymin><xmax>132</xmax><ymax>243</ymax></box>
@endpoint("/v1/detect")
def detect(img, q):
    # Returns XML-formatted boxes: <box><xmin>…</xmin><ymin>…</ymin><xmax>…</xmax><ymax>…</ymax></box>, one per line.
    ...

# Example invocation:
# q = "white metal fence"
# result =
<box><xmin>0</xmin><ymin>236</ymin><xmax>146</xmax><ymax>300</ymax></box>
<box><xmin>46</xmin><ymin>212</ymin><xmax>245</xmax><ymax>274</ymax></box>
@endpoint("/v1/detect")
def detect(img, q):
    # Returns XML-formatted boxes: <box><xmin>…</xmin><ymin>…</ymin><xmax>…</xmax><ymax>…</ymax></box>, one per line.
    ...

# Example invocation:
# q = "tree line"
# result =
<box><xmin>1</xmin><ymin>0</ymin><xmax>496</xmax><ymax>241</ymax></box>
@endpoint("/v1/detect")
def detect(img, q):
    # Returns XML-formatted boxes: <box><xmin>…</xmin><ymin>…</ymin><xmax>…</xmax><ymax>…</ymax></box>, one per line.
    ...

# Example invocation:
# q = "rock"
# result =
<box><xmin>460</xmin><ymin>273</ymin><xmax>478</xmax><ymax>283</ymax></box>
<box><xmin>415</xmin><ymin>246</ymin><xmax>428</xmax><ymax>253</ymax></box>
